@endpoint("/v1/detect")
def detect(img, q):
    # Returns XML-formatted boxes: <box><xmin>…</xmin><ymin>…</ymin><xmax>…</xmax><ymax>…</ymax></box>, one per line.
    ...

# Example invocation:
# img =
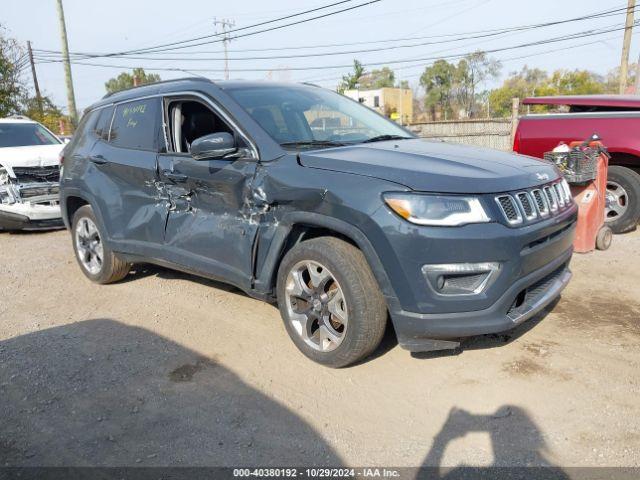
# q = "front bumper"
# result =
<box><xmin>391</xmin><ymin>249</ymin><xmax>572</xmax><ymax>351</ymax></box>
<box><xmin>0</xmin><ymin>204</ymin><xmax>63</xmax><ymax>231</ymax></box>
<box><xmin>367</xmin><ymin>199</ymin><xmax>577</xmax><ymax>352</ymax></box>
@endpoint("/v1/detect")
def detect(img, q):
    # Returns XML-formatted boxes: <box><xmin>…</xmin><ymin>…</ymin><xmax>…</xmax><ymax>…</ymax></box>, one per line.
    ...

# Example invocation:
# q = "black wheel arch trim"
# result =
<box><xmin>252</xmin><ymin>211</ymin><xmax>398</xmax><ymax>305</ymax></box>
<box><xmin>61</xmin><ymin>189</ymin><xmax>109</xmax><ymax>240</ymax></box>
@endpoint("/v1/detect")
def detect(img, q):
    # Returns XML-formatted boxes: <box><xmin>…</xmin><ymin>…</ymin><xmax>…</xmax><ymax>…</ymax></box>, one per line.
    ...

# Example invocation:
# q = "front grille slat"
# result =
<box><xmin>496</xmin><ymin>181</ymin><xmax>573</xmax><ymax>227</ymax></box>
<box><xmin>544</xmin><ymin>186</ymin><xmax>558</xmax><ymax>212</ymax></box>
<box><xmin>516</xmin><ymin>192</ymin><xmax>536</xmax><ymax>220</ymax></box>
<box><xmin>495</xmin><ymin>195</ymin><xmax>522</xmax><ymax>225</ymax></box>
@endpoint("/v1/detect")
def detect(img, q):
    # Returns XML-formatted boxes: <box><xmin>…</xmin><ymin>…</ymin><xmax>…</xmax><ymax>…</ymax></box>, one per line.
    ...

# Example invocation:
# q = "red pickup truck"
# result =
<box><xmin>514</xmin><ymin>95</ymin><xmax>640</xmax><ymax>233</ymax></box>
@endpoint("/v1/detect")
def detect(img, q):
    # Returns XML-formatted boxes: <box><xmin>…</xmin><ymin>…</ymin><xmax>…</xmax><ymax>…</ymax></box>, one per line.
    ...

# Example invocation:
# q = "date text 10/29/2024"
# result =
<box><xmin>233</xmin><ymin>468</ymin><xmax>401</xmax><ymax>478</ymax></box>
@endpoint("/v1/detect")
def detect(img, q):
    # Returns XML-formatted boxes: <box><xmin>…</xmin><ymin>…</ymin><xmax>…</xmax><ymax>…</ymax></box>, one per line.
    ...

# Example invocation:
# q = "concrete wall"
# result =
<box><xmin>408</xmin><ymin>118</ymin><xmax>513</xmax><ymax>151</ymax></box>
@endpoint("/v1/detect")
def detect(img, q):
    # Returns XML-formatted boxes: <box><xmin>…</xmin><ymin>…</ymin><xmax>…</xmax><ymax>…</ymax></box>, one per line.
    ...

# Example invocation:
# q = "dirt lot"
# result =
<box><xmin>1</xmin><ymin>228</ymin><xmax>639</xmax><ymax>470</ymax></box>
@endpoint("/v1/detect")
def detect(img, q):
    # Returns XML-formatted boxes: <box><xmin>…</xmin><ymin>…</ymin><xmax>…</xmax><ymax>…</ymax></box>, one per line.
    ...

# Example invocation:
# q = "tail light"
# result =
<box><xmin>513</xmin><ymin>130</ymin><xmax>520</xmax><ymax>153</ymax></box>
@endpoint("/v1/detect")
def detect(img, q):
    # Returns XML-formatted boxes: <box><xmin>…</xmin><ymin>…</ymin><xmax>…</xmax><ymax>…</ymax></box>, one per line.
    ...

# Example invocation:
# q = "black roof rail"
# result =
<box><xmin>300</xmin><ymin>82</ymin><xmax>322</xmax><ymax>88</ymax></box>
<box><xmin>101</xmin><ymin>77</ymin><xmax>214</xmax><ymax>99</ymax></box>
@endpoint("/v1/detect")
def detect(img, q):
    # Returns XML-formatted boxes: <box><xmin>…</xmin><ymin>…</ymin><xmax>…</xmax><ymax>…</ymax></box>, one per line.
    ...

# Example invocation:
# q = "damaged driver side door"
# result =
<box><xmin>156</xmin><ymin>95</ymin><xmax>260</xmax><ymax>290</ymax></box>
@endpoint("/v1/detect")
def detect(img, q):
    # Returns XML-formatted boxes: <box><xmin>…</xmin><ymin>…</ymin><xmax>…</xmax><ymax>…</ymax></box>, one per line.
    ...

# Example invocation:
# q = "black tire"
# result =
<box><xmin>71</xmin><ymin>205</ymin><xmax>131</xmax><ymax>284</ymax></box>
<box><xmin>606</xmin><ymin>166</ymin><xmax>640</xmax><ymax>233</ymax></box>
<box><xmin>276</xmin><ymin>236</ymin><xmax>387</xmax><ymax>368</ymax></box>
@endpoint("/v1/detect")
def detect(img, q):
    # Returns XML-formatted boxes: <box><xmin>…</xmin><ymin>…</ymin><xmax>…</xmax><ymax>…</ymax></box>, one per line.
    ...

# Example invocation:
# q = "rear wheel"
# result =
<box><xmin>276</xmin><ymin>236</ymin><xmax>387</xmax><ymax>368</ymax></box>
<box><xmin>71</xmin><ymin>205</ymin><xmax>131</xmax><ymax>284</ymax></box>
<box><xmin>605</xmin><ymin>166</ymin><xmax>640</xmax><ymax>233</ymax></box>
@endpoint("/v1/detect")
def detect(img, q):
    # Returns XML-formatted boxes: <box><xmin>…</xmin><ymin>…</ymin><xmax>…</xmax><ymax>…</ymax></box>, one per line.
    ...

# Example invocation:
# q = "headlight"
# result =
<box><xmin>383</xmin><ymin>193</ymin><xmax>490</xmax><ymax>226</ymax></box>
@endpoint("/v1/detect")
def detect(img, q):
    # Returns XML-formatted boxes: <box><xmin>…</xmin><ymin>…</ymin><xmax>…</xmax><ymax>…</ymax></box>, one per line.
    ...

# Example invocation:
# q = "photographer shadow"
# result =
<box><xmin>418</xmin><ymin>406</ymin><xmax>569</xmax><ymax>479</ymax></box>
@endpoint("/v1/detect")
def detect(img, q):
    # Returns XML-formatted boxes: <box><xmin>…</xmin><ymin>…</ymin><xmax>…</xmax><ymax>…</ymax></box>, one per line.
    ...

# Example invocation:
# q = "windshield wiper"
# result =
<box><xmin>279</xmin><ymin>140</ymin><xmax>347</xmax><ymax>148</ymax></box>
<box><xmin>361</xmin><ymin>135</ymin><xmax>413</xmax><ymax>143</ymax></box>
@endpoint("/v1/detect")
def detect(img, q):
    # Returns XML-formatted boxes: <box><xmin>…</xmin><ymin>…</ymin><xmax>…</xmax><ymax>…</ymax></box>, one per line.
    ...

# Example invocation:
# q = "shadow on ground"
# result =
<box><xmin>418</xmin><ymin>406</ymin><xmax>569</xmax><ymax>479</ymax></box>
<box><xmin>0</xmin><ymin>319</ymin><xmax>341</xmax><ymax>467</ymax></box>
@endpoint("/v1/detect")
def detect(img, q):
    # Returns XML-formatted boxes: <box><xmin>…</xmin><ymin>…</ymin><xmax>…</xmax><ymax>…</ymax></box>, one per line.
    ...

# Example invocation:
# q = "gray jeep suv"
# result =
<box><xmin>60</xmin><ymin>79</ymin><xmax>577</xmax><ymax>367</ymax></box>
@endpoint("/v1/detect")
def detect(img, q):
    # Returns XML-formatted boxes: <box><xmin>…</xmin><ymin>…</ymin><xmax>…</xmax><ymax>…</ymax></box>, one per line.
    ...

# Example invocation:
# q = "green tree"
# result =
<box><xmin>488</xmin><ymin>67</ymin><xmax>605</xmax><ymax>117</ymax></box>
<box><xmin>488</xmin><ymin>66</ymin><xmax>550</xmax><ymax>117</ymax></box>
<box><xmin>420</xmin><ymin>59</ymin><xmax>457</xmax><ymax>120</ymax></box>
<box><xmin>454</xmin><ymin>51</ymin><xmax>501</xmax><ymax>118</ymax></box>
<box><xmin>360</xmin><ymin>66</ymin><xmax>396</xmax><ymax>89</ymax></box>
<box><xmin>105</xmin><ymin>68</ymin><xmax>161</xmax><ymax>94</ymax></box>
<box><xmin>604</xmin><ymin>64</ymin><xmax>637</xmax><ymax>93</ymax></box>
<box><xmin>22</xmin><ymin>95</ymin><xmax>70</xmax><ymax>134</ymax></box>
<box><xmin>544</xmin><ymin>69</ymin><xmax>604</xmax><ymax>96</ymax></box>
<box><xmin>337</xmin><ymin>60</ymin><xmax>364</xmax><ymax>93</ymax></box>
<box><xmin>0</xmin><ymin>26</ymin><xmax>26</xmax><ymax>117</ymax></box>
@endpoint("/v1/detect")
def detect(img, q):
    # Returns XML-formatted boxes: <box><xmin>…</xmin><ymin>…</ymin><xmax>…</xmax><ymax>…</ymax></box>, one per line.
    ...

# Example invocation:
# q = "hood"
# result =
<box><xmin>0</xmin><ymin>144</ymin><xmax>64</xmax><ymax>175</ymax></box>
<box><xmin>299</xmin><ymin>139</ymin><xmax>559</xmax><ymax>193</ymax></box>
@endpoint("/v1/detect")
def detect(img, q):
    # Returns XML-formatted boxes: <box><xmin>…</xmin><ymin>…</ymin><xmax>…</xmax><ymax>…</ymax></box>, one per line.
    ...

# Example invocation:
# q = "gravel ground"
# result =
<box><xmin>0</xmin><ymin>228</ymin><xmax>639</xmax><ymax>469</ymax></box>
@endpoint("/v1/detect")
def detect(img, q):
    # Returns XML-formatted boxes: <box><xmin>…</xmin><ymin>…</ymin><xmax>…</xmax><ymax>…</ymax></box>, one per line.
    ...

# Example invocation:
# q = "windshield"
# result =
<box><xmin>0</xmin><ymin>123</ymin><xmax>61</xmax><ymax>148</ymax></box>
<box><xmin>225</xmin><ymin>84</ymin><xmax>414</xmax><ymax>148</ymax></box>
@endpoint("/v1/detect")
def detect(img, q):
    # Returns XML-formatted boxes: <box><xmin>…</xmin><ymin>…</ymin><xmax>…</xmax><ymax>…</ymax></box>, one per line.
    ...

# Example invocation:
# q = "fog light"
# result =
<box><xmin>422</xmin><ymin>262</ymin><xmax>500</xmax><ymax>296</ymax></box>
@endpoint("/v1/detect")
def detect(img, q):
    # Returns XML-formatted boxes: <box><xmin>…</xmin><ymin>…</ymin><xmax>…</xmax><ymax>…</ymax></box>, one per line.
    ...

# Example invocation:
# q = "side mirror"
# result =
<box><xmin>191</xmin><ymin>132</ymin><xmax>237</xmax><ymax>160</ymax></box>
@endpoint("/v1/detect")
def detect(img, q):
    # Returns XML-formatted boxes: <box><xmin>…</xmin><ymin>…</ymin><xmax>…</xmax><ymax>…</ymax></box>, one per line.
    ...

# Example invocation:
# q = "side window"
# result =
<box><xmin>167</xmin><ymin>99</ymin><xmax>237</xmax><ymax>154</ymax></box>
<box><xmin>94</xmin><ymin>106</ymin><xmax>114</xmax><ymax>141</ymax></box>
<box><xmin>67</xmin><ymin>109</ymin><xmax>98</xmax><ymax>151</ymax></box>
<box><xmin>110</xmin><ymin>98</ymin><xmax>160</xmax><ymax>151</ymax></box>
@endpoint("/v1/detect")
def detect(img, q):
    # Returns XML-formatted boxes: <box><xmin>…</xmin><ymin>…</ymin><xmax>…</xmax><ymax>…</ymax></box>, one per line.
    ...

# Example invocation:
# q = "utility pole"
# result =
<box><xmin>619</xmin><ymin>0</ymin><xmax>636</xmax><ymax>94</ymax></box>
<box><xmin>55</xmin><ymin>0</ymin><xmax>78</xmax><ymax>126</ymax></box>
<box><xmin>214</xmin><ymin>18</ymin><xmax>235</xmax><ymax>80</ymax></box>
<box><xmin>27</xmin><ymin>41</ymin><xmax>43</xmax><ymax>115</ymax></box>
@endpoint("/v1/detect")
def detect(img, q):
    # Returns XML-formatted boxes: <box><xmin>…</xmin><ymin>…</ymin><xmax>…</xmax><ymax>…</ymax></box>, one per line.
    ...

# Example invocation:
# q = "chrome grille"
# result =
<box><xmin>516</xmin><ymin>192</ymin><xmax>536</xmax><ymax>220</ymax></box>
<box><xmin>553</xmin><ymin>184</ymin><xmax>565</xmax><ymax>207</ymax></box>
<box><xmin>495</xmin><ymin>181</ymin><xmax>574</xmax><ymax>227</ymax></box>
<box><xmin>543</xmin><ymin>186</ymin><xmax>558</xmax><ymax>212</ymax></box>
<box><xmin>495</xmin><ymin>195</ymin><xmax>522</xmax><ymax>225</ymax></box>
<box><xmin>532</xmin><ymin>189</ymin><xmax>549</xmax><ymax>216</ymax></box>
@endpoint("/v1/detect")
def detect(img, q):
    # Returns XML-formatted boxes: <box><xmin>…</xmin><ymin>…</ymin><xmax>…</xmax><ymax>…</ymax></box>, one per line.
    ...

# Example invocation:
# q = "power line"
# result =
<box><xmin>34</xmin><ymin>9</ymin><xmax>630</xmax><ymax>64</ymax></box>
<box><xmin>34</xmin><ymin>21</ymin><xmax>634</xmax><ymax>74</ymax></box>
<box><xmin>34</xmin><ymin>4</ymin><xmax>631</xmax><ymax>62</ymax></box>
<box><xmin>41</xmin><ymin>0</ymin><xmax>382</xmax><ymax>61</ymax></box>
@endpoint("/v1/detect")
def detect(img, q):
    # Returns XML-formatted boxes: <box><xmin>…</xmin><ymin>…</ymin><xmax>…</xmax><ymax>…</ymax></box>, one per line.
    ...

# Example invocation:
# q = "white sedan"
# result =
<box><xmin>0</xmin><ymin>117</ymin><xmax>65</xmax><ymax>230</ymax></box>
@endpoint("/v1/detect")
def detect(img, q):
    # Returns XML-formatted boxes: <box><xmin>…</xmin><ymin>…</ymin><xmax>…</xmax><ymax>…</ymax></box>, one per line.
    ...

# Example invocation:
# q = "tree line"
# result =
<box><xmin>337</xmin><ymin>51</ymin><xmax>635</xmax><ymax>121</ymax></box>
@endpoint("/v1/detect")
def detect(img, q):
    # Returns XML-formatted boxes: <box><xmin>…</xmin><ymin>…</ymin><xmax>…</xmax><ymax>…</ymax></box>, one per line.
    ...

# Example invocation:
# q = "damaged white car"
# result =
<box><xmin>0</xmin><ymin>117</ymin><xmax>64</xmax><ymax>230</ymax></box>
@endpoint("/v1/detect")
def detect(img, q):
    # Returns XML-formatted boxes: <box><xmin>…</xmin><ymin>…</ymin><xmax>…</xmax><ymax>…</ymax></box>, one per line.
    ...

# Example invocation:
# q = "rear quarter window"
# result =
<box><xmin>94</xmin><ymin>106</ymin><xmax>114</xmax><ymax>141</ymax></box>
<box><xmin>109</xmin><ymin>98</ymin><xmax>161</xmax><ymax>151</ymax></box>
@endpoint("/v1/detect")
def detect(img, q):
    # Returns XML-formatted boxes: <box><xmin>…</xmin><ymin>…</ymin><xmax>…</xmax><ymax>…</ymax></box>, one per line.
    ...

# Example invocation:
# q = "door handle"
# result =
<box><xmin>162</xmin><ymin>170</ymin><xmax>188</xmax><ymax>183</ymax></box>
<box><xmin>89</xmin><ymin>154</ymin><xmax>108</xmax><ymax>165</ymax></box>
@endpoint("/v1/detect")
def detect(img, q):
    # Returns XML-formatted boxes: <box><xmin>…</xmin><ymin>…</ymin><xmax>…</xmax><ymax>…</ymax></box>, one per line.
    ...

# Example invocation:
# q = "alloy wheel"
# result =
<box><xmin>284</xmin><ymin>260</ymin><xmax>348</xmax><ymax>352</ymax></box>
<box><xmin>75</xmin><ymin>217</ymin><xmax>104</xmax><ymax>275</ymax></box>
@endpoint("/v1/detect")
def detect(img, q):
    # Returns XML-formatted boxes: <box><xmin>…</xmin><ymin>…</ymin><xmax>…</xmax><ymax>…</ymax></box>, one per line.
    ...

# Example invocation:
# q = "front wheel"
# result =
<box><xmin>276</xmin><ymin>237</ymin><xmax>387</xmax><ymax>368</ymax></box>
<box><xmin>71</xmin><ymin>205</ymin><xmax>131</xmax><ymax>284</ymax></box>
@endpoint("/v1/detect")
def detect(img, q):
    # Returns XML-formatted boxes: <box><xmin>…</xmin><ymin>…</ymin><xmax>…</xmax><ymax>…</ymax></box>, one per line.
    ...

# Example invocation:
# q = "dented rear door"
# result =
<box><xmin>157</xmin><ymin>153</ymin><xmax>259</xmax><ymax>289</ymax></box>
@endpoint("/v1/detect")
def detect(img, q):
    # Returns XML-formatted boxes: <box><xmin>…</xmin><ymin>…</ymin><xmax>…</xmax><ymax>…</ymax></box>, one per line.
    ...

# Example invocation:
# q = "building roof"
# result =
<box><xmin>522</xmin><ymin>95</ymin><xmax>640</xmax><ymax>108</ymax></box>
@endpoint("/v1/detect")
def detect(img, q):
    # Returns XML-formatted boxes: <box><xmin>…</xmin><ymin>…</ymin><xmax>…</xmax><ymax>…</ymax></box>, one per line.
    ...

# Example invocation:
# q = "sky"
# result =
<box><xmin>3</xmin><ymin>0</ymin><xmax>636</xmax><ymax>113</ymax></box>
